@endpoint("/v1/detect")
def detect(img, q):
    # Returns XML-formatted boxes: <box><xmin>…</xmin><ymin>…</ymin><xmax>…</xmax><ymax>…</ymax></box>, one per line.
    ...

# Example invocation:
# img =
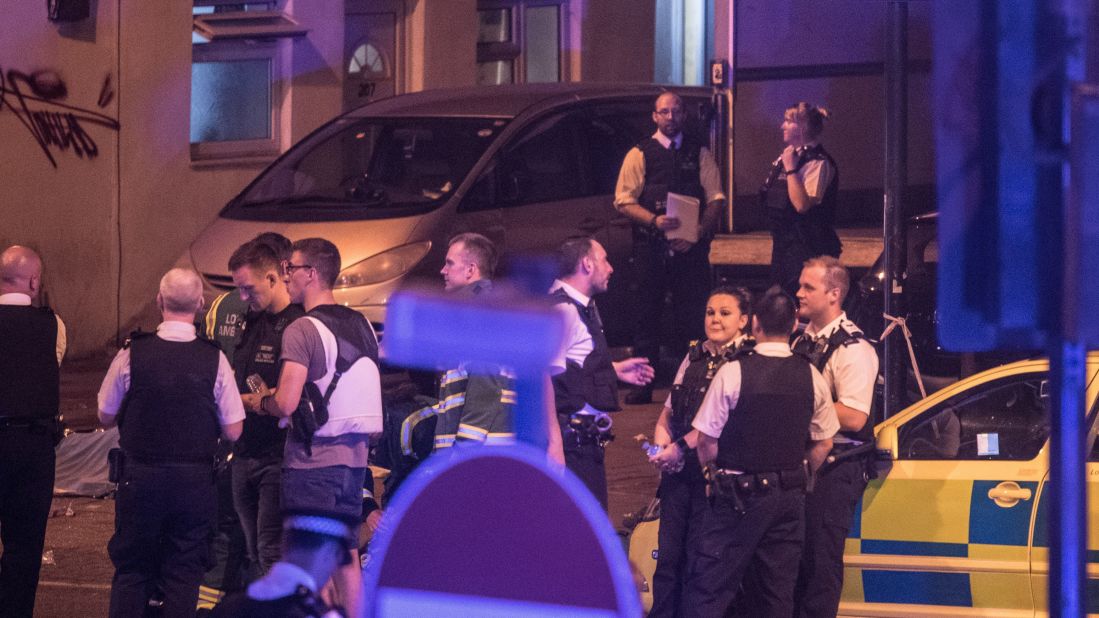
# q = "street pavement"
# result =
<box><xmin>27</xmin><ymin>358</ymin><xmax>666</xmax><ymax>616</ymax></box>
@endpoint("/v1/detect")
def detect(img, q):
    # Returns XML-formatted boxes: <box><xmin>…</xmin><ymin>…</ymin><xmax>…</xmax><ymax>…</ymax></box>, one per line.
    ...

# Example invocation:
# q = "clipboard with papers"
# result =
<box><xmin>664</xmin><ymin>192</ymin><xmax>700</xmax><ymax>243</ymax></box>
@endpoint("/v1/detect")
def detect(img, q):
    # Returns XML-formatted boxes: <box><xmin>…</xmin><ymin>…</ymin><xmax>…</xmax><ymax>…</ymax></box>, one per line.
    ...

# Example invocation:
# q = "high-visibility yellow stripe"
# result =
<box><xmin>205</xmin><ymin>293</ymin><xmax>230</xmax><ymax>339</ymax></box>
<box><xmin>440</xmin><ymin>369</ymin><xmax>468</xmax><ymax>387</ymax></box>
<box><xmin>500</xmin><ymin>389</ymin><xmax>518</xmax><ymax>404</ymax></box>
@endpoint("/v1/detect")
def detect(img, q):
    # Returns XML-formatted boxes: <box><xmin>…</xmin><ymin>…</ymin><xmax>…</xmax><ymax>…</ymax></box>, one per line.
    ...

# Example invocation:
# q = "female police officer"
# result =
<box><xmin>760</xmin><ymin>102</ymin><xmax>841</xmax><ymax>296</ymax></box>
<box><xmin>647</xmin><ymin>286</ymin><xmax>753</xmax><ymax>617</ymax></box>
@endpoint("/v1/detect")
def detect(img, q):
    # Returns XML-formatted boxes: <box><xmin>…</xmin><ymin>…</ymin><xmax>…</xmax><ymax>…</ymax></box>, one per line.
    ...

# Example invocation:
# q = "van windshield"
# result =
<box><xmin>222</xmin><ymin>117</ymin><xmax>507</xmax><ymax>221</ymax></box>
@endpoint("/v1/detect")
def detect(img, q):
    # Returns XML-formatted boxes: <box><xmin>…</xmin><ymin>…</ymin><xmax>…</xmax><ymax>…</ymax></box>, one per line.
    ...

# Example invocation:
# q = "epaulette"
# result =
<box><xmin>687</xmin><ymin>339</ymin><xmax>705</xmax><ymax>362</ymax></box>
<box><xmin>835</xmin><ymin>320</ymin><xmax>866</xmax><ymax>346</ymax></box>
<box><xmin>122</xmin><ymin>329</ymin><xmax>154</xmax><ymax>349</ymax></box>
<box><xmin>724</xmin><ymin>338</ymin><xmax>755</xmax><ymax>362</ymax></box>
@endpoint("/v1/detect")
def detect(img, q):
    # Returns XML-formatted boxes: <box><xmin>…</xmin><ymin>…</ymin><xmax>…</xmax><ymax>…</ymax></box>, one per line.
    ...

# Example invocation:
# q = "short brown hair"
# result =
<box><xmin>556</xmin><ymin>237</ymin><xmax>594</xmax><ymax>278</ymax></box>
<box><xmin>803</xmin><ymin>255</ymin><xmax>850</xmax><ymax>301</ymax></box>
<box><xmin>292</xmin><ymin>238</ymin><xmax>341</xmax><ymax>289</ymax></box>
<box><xmin>228</xmin><ymin>238</ymin><xmax>281</xmax><ymax>274</ymax></box>
<box><xmin>449</xmin><ymin>233</ymin><xmax>498</xmax><ymax>278</ymax></box>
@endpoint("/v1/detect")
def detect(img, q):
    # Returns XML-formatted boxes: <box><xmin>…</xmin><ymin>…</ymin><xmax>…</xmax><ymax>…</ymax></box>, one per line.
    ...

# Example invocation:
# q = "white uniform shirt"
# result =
<box><xmin>614</xmin><ymin>131</ymin><xmax>726</xmax><ymax>209</ymax></box>
<box><xmin>785</xmin><ymin>141</ymin><xmax>835</xmax><ymax>203</ymax></box>
<box><xmin>801</xmin><ymin>312</ymin><xmax>878</xmax><ymax>444</ymax></box>
<box><xmin>549</xmin><ymin>279</ymin><xmax>595</xmax><ymax>372</ymax></box>
<box><xmin>97</xmin><ymin>320</ymin><xmax>245</xmax><ymax>427</ymax></box>
<box><xmin>692</xmin><ymin>342</ymin><xmax>839</xmax><ymax>442</ymax></box>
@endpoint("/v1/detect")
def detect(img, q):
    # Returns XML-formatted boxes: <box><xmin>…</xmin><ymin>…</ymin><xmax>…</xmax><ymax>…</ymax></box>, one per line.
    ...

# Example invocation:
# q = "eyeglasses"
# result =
<box><xmin>283</xmin><ymin>262</ymin><xmax>314</xmax><ymax>275</ymax></box>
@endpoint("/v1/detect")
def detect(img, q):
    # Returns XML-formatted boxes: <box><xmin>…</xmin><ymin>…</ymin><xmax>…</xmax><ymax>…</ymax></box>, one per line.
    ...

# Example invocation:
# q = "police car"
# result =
<box><xmin>627</xmin><ymin>355</ymin><xmax>1099</xmax><ymax>615</ymax></box>
<box><xmin>840</xmin><ymin>353</ymin><xmax>1099</xmax><ymax>616</ymax></box>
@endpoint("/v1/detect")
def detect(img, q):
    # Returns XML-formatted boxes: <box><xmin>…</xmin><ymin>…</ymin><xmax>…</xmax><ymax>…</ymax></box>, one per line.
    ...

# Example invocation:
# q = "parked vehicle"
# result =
<box><xmin>628</xmin><ymin>354</ymin><xmax>1099</xmax><ymax>615</ymax></box>
<box><xmin>840</xmin><ymin>353</ymin><xmax>1099</xmax><ymax>616</ymax></box>
<box><xmin>181</xmin><ymin>83</ymin><xmax>717</xmax><ymax>344</ymax></box>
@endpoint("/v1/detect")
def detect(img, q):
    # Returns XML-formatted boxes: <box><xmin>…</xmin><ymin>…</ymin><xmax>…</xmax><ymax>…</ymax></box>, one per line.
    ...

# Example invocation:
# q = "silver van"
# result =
<box><xmin>185</xmin><ymin>83</ymin><xmax>716</xmax><ymax>342</ymax></box>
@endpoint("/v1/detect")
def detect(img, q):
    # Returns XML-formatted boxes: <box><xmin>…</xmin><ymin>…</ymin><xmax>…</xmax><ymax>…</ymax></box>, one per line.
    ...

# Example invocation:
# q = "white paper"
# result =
<box><xmin>977</xmin><ymin>433</ymin><xmax>999</xmax><ymax>457</ymax></box>
<box><xmin>664</xmin><ymin>191</ymin><xmax>700</xmax><ymax>243</ymax></box>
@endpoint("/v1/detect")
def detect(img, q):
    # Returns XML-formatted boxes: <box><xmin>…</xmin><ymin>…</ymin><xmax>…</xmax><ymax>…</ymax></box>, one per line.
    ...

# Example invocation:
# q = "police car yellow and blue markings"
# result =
<box><xmin>844</xmin><ymin>474</ymin><xmax>1040</xmax><ymax>611</ymax></box>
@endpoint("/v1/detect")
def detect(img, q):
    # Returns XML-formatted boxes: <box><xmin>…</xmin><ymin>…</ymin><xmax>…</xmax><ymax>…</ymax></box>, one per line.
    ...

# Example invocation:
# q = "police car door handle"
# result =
<box><xmin>987</xmin><ymin>481</ymin><xmax>1032</xmax><ymax>507</ymax></box>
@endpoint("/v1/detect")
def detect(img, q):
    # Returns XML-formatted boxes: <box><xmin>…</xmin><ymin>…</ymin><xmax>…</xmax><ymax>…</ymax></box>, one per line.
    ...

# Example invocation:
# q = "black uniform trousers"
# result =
<box><xmin>649</xmin><ymin>467</ymin><xmax>708</xmax><ymax>618</ymax></box>
<box><xmin>628</xmin><ymin>233</ymin><xmax>710</xmax><ymax>367</ymax></box>
<box><xmin>0</xmin><ymin>427</ymin><xmax>56</xmax><ymax>618</ymax></box>
<box><xmin>559</xmin><ymin>418</ymin><xmax>608</xmax><ymax>511</ymax></box>
<box><xmin>686</xmin><ymin>485</ymin><xmax>805</xmax><ymax>618</ymax></box>
<box><xmin>794</xmin><ymin>457</ymin><xmax>868</xmax><ymax>618</ymax></box>
<box><xmin>108</xmin><ymin>460</ymin><xmax>217</xmax><ymax>618</ymax></box>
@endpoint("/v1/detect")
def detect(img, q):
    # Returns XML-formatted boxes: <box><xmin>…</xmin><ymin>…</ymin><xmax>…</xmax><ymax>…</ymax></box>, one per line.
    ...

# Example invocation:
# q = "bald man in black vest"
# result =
<box><xmin>0</xmin><ymin>245</ymin><xmax>66</xmax><ymax>618</ymax></box>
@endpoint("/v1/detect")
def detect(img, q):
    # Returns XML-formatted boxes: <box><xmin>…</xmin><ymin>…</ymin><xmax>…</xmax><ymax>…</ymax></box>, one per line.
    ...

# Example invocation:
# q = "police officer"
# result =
<box><xmin>0</xmin><ymin>245</ymin><xmax>66</xmax><ymax>618</ymax></box>
<box><xmin>614</xmin><ymin>91</ymin><xmax>726</xmax><ymax>403</ymax></box>
<box><xmin>646</xmin><ymin>286</ymin><xmax>752</xmax><ymax>617</ymax></box>
<box><xmin>684</xmin><ymin>287</ymin><xmax>837</xmax><ymax>617</ymax></box>
<box><xmin>98</xmin><ymin>268</ymin><xmax>245</xmax><ymax>618</ymax></box>
<box><xmin>791</xmin><ymin>256</ymin><xmax>878</xmax><ymax>618</ymax></box>
<box><xmin>209</xmin><ymin>508</ymin><xmax>357</xmax><ymax>618</ymax></box>
<box><xmin>228</xmin><ymin>237</ymin><xmax>305</xmax><ymax>575</ymax></box>
<box><xmin>550</xmin><ymin>237</ymin><xmax>654</xmax><ymax>510</ymax></box>
<box><xmin>760</xmin><ymin>103</ymin><xmax>841</xmax><ymax>296</ymax></box>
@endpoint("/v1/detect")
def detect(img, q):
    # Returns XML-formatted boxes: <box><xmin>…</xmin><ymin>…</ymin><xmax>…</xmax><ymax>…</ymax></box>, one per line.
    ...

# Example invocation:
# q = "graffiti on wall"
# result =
<box><xmin>0</xmin><ymin>67</ymin><xmax>120</xmax><ymax>168</ymax></box>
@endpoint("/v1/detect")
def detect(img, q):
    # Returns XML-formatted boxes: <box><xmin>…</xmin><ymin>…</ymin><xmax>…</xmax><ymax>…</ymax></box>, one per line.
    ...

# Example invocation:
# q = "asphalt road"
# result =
<box><xmin>24</xmin><ymin>358</ymin><xmax>666</xmax><ymax>616</ymax></box>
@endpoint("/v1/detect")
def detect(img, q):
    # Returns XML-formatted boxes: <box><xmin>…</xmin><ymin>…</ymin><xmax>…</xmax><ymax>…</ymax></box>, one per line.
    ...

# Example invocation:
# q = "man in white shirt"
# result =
<box><xmin>98</xmin><ymin>268</ymin><xmax>244</xmax><ymax>618</ymax></box>
<box><xmin>684</xmin><ymin>287</ymin><xmax>837</xmax><ymax>617</ymax></box>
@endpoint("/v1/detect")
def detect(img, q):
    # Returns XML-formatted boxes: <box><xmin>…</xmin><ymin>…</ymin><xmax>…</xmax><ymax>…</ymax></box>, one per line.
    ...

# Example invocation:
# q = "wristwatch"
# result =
<box><xmin>675</xmin><ymin>436</ymin><xmax>692</xmax><ymax>453</ymax></box>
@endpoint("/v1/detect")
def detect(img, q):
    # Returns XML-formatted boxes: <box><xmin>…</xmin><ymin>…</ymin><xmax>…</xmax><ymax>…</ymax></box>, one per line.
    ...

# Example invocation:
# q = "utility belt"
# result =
<box><xmin>107</xmin><ymin>448</ymin><xmax>216</xmax><ymax>483</ymax></box>
<box><xmin>707</xmin><ymin>467</ymin><xmax>807</xmax><ymax>513</ymax></box>
<box><xmin>0</xmin><ymin>415</ymin><xmax>64</xmax><ymax>445</ymax></box>
<box><xmin>557</xmin><ymin>411</ymin><xmax>615</xmax><ymax>447</ymax></box>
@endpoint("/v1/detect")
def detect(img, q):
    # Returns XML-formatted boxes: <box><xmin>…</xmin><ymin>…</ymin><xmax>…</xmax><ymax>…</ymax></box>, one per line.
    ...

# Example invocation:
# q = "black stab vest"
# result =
<box><xmin>761</xmin><ymin>143</ymin><xmax>841</xmax><ymax>257</ymax></box>
<box><xmin>0</xmin><ymin>305</ymin><xmax>59</xmax><ymax>420</ymax></box>
<box><xmin>791</xmin><ymin>325</ymin><xmax>875</xmax><ymax>443</ymax></box>
<box><xmin>717</xmin><ymin>352</ymin><xmax>814</xmax><ymax>473</ymax></box>
<box><xmin>119</xmin><ymin>333</ymin><xmax>221</xmax><ymax>464</ymax></box>
<box><xmin>232</xmin><ymin>303</ymin><xmax>305</xmax><ymax>457</ymax></box>
<box><xmin>551</xmin><ymin>290</ymin><xmax>620</xmax><ymax>414</ymax></box>
<box><xmin>636</xmin><ymin>136</ymin><xmax>706</xmax><ymax>215</ymax></box>
<box><xmin>669</xmin><ymin>339</ymin><xmax>751</xmax><ymax>439</ymax></box>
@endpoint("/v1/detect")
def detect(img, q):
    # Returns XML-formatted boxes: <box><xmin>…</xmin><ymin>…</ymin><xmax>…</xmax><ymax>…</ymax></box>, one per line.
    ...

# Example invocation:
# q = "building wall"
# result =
<box><xmin>0</xmin><ymin>3</ymin><xmax>122</xmax><ymax>358</ymax></box>
<box><xmin>578</xmin><ymin>0</ymin><xmax>655</xmax><ymax>82</ymax></box>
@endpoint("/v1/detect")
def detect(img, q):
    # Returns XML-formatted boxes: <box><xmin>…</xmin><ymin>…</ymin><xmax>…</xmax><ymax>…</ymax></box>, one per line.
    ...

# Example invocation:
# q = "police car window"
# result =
<box><xmin>898</xmin><ymin>375</ymin><xmax>1050</xmax><ymax>460</ymax></box>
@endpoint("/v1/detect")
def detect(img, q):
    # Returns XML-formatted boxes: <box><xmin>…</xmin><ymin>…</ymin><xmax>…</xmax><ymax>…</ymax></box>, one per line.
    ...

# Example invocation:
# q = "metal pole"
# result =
<box><xmin>882</xmin><ymin>0</ymin><xmax>908</xmax><ymax>417</ymax></box>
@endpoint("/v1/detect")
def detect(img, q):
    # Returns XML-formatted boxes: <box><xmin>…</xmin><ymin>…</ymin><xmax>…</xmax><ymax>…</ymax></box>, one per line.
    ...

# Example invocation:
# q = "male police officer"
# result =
<box><xmin>0</xmin><ymin>245</ymin><xmax>66</xmax><ymax>618</ymax></box>
<box><xmin>791</xmin><ymin>256</ymin><xmax>878</xmax><ymax>618</ymax></box>
<box><xmin>614</xmin><ymin>91</ymin><xmax>726</xmax><ymax>403</ymax></box>
<box><xmin>685</xmin><ymin>287</ymin><xmax>837</xmax><ymax>617</ymax></box>
<box><xmin>228</xmin><ymin>237</ymin><xmax>305</xmax><ymax>575</ymax></box>
<box><xmin>209</xmin><ymin>507</ymin><xmax>358</xmax><ymax>618</ymax></box>
<box><xmin>550</xmin><ymin>237</ymin><xmax>654</xmax><ymax>510</ymax></box>
<box><xmin>260</xmin><ymin>238</ymin><xmax>382</xmax><ymax>618</ymax></box>
<box><xmin>98</xmin><ymin>268</ymin><xmax>245</xmax><ymax>618</ymax></box>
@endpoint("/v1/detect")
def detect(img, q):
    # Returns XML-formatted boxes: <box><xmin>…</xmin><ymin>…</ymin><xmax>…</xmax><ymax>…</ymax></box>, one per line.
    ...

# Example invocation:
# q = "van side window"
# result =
<box><xmin>583</xmin><ymin>101</ymin><xmax>657</xmax><ymax>195</ymax></box>
<box><xmin>898</xmin><ymin>375</ymin><xmax>1050</xmax><ymax>461</ymax></box>
<box><xmin>498</xmin><ymin>112</ymin><xmax>585</xmax><ymax>205</ymax></box>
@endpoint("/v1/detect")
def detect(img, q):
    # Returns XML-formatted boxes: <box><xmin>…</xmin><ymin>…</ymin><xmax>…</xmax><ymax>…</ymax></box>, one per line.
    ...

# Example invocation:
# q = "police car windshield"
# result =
<box><xmin>223</xmin><ymin>117</ymin><xmax>506</xmax><ymax>222</ymax></box>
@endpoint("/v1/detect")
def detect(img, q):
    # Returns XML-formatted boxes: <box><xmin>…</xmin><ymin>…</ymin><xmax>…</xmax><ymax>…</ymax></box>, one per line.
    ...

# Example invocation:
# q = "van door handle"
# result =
<box><xmin>987</xmin><ymin>481</ymin><xmax>1032</xmax><ymax>508</ymax></box>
